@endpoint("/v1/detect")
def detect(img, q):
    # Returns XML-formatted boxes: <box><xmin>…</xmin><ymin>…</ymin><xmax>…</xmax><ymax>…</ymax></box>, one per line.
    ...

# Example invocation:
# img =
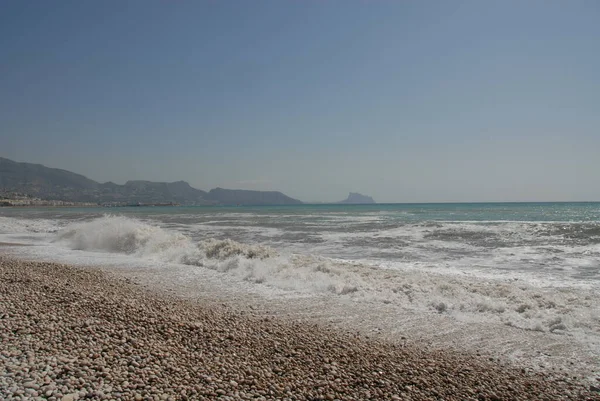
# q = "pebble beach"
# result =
<box><xmin>1</xmin><ymin>257</ymin><xmax>599</xmax><ymax>401</ymax></box>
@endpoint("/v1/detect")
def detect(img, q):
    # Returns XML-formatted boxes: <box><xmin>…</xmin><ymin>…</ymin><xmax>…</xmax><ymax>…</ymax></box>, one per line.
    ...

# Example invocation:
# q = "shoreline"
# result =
<box><xmin>0</xmin><ymin>204</ymin><xmax>99</xmax><ymax>209</ymax></box>
<box><xmin>1</xmin><ymin>257</ymin><xmax>599</xmax><ymax>400</ymax></box>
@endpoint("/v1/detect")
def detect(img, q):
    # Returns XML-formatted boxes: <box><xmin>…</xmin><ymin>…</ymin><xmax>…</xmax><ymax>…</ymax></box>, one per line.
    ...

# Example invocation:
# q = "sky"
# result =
<box><xmin>1</xmin><ymin>1</ymin><xmax>599</xmax><ymax>203</ymax></box>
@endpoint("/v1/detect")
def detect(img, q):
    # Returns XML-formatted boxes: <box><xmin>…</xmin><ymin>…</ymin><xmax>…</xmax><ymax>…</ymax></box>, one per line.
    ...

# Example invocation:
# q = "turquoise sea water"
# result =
<box><xmin>4</xmin><ymin>201</ymin><xmax>599</xmax><ymax>221</ymax></box>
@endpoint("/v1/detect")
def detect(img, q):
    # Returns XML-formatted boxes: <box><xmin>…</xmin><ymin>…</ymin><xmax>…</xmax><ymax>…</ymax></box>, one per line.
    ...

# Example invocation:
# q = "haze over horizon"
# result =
<box><xmin>2</xmin><ymin>1</ymin><xmax>599</xmax><ymax>203</ymax></box>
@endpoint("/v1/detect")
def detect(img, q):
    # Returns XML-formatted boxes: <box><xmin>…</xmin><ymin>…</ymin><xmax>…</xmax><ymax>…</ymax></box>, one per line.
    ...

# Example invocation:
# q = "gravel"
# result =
<box><xmin>1</xmin><ymin>257</ymin><xmax>599</xmax><ymax>401</ymax></box>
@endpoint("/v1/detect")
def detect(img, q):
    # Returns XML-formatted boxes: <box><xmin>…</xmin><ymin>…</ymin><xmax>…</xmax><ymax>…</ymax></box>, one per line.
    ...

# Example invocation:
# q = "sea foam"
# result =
<box><xmin>55</xmin><ymin>215</ymin><xmax>353</xmax><ymax>294</ymax></box>
<box><xmin>51</xmin><ymin>216</ymin><xmax>600</xmax><ymax>337</ymax></box>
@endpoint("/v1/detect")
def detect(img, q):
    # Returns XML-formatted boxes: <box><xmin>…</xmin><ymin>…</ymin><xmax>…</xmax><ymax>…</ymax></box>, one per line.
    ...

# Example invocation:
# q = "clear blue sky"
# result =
<box><xmin>1</xmin><ymin>1</ymin><xmax>599</xmax><ymax>202</ymax></box>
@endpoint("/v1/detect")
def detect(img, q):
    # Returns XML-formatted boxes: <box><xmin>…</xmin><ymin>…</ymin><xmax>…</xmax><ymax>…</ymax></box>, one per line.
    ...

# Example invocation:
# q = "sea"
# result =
<box><xmin>1</xmin><ymin>202</ymin><xmax>599</xmax><ymax>380</ymax></box>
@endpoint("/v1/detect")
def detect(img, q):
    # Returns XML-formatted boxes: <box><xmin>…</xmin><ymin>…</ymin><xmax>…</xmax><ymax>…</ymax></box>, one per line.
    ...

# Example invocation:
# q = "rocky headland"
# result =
<box><xmin>338</xmin><ymin>193</ymin><xmax>376</xmax><ymax>204</ymax></box>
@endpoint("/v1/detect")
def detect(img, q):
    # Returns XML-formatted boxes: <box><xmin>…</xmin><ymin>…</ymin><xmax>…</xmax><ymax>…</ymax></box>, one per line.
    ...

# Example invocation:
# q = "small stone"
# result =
<box><xmin>62</xmin><ymin>393</ymin><xmax>79</xmax><ymax>401</ymax></box>
<box><xmin>24</xmin><ymin>382</ymin><xmax>40</xmax><ymax>390</ymax></box>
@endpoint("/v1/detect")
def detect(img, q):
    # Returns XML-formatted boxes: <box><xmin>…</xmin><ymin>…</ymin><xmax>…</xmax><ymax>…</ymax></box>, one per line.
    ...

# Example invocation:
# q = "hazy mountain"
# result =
<box><xmin>0</xmin><ymin>157</ymin><xmax>97</xmax><ymax>190</ymax></box>
<box><xmin>205</xmin><ymin>188</ymin><xmax>302</xmax><ymax>205</ymax></box>
<box><xmin>0</xmin><ymin>157</ymin><xmax>301</xmax><ymax>206</ymax></box>
<box><xmin>338</xmin><ymin>192</ymin><xmax>376</xmax><ymax>204</ymax></box>
<box><xmin>119</xmin><ymin>180</ymin><xmax>208</xmax><ymax>205</ymax></box>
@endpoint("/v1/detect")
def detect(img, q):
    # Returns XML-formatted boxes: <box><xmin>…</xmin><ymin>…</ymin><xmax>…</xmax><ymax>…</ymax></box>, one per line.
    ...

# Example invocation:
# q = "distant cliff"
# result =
<box><xmin>205</xmin><ymin>188</ymin><xmax>302</xmax><ymax>205</ymax></box>
<box><xmin>0</xmin><ymin>157</ymin><xmax>302</xmax><ymax>206</ymax></box>
<box><xmin>338</xmin><ymin>192</ymin><xmax>376</xmax><ymax>204</ymax></box>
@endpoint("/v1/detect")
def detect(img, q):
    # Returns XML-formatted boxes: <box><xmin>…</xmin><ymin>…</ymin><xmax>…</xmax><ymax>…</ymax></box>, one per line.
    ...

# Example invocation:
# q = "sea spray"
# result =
<box><xmin>57</xmin><ymin>215</ymin><xmax>188</xmax><ymax>254</ymax></box>
<box><xmin>54</xmin><ymin>215</ymin><xmax>358</xmax><ymax>294</ymax></box>
<box><xmin>201</xmin><ymin>238</ymin><xmax>276</xmax><ymax>259</ymax></box>
<box><xmin>48</xmin><ymin>215</ymin><xmax>600</xmax><ymax>335</ymax></box>
<box><xmin>0</xmin><ymin>216</ymin><xmax>62</xmax><ymax>234</ymax></box>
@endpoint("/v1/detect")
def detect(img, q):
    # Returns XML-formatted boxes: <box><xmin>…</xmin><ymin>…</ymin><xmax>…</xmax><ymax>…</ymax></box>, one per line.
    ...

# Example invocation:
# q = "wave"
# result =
<box><xmin>0</xmin><ymin>216</ymin><xmax>62</xmax><ymax>234</ymax></box>
<box><xmin>55</xmin><ymin>215</ymin><xmax>356</xmax><ymax>295</ymax></box>
<box><xmin>50</xmin><ymin>216</ymin><xmax>600</xmax><ymax>338</ymax></box>
<box><xmin>56</xmin><ymin>215</ymin><xmax>275</xmax><ymax>261</ymax></box>
<box><xmin>202</xmin><ymin>238</ymin><xmax>276</xmax><ymax>260</ymax></box>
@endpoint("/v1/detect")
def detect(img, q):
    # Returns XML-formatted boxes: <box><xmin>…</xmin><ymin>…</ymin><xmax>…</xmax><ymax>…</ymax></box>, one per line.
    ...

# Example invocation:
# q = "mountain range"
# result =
<box><xmin>0</xmin><ymin>157</ymin><xmax>377</xmax><ymax>206</ymax></box>
<box><xmin>0</xmin><ymin>157</ymin><xmax>302</xmax><ymax>206</ymax></box>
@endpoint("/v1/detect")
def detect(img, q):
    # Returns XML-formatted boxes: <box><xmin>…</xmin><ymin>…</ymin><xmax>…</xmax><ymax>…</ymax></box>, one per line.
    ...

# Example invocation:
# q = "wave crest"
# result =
<box><xmin>201</xmin><ymin>238</ymin><xmax>276</xmax><ymax>260</ymax></box>
<box><xmin>53</xmin><ymin>216</ymin><xmax>354</xmax><ymax>295</ymax></box>
<box><xmin>57</xmin><ymin>215</ymin><xmax>189</xmax><ymax>255</ymax></box>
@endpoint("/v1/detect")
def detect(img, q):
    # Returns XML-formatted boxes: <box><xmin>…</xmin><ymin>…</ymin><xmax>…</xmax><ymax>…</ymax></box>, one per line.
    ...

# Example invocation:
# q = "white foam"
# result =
<box><xmin>48</xmin><ymin>216</ymin><xmax>356</xmax><ymax>295</ymax></box>
<box><xmin>0</xmin><ymin>216</ymin><xmax>62</xmax><ymax>234</ymax></box>
<box><xmin>47</xmin><ymin>217</ymin><xmax>600</xmax><ymax>335</ymax></box>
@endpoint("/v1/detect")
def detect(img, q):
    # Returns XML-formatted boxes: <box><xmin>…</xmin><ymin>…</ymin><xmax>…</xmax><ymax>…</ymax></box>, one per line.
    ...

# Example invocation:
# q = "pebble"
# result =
<box><xmin>61</xmin><ymin>393</ymin><xmax>79</xmax><ymax>401</ymax></box>
<box><xmin>1</xmin><ymin>257</ymin><xmax>598</xmax><ymax>401</ymax></box>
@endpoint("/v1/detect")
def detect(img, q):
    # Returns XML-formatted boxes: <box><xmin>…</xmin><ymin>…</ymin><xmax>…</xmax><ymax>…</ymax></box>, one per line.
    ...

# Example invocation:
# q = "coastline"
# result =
<box><xmin>0</xmin><ymin>205</ymin><xmax>99</xmax><ymax>209</ymax></box>
<box><xmin>1</xmin><ymin>256</ymin><xmax>598</xmax><ymax>400</ymax></box>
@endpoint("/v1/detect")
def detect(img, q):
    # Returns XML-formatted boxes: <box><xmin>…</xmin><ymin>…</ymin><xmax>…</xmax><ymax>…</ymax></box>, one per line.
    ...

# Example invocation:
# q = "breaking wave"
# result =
<box><xmin>55</xmin><ymin>215</ymin><xmax>354</xmax><ymax>295</ymax></box>
<box><xmin>201</xmin><ymin>238</ymin><xmax>276</xmax><ymax>260</ymax></box>
<box><xmin>57</xmin><ymin>215</ymin><xmax>276</xmax><ymax>262</ymax></box>
<box><xmin>50</xmin><ymin>216</ymin><xmax>600</xmax><ymax>336</ymax></box>
<box><xmin>58</xmin><ymin>215</ymin><xmax>189</xmax><ymax>254</ymax></box>
<box><xmin>0</xmin><ymin>216</ymin><xmax>62</xmax><ymax>234</ymax></box>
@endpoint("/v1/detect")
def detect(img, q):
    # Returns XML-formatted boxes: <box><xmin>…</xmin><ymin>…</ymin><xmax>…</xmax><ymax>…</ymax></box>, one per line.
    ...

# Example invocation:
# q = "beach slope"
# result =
<box><xmin>1</xmin><ymin>257</ymin><xmax>598</xmax><ymax>401</ymax></box>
